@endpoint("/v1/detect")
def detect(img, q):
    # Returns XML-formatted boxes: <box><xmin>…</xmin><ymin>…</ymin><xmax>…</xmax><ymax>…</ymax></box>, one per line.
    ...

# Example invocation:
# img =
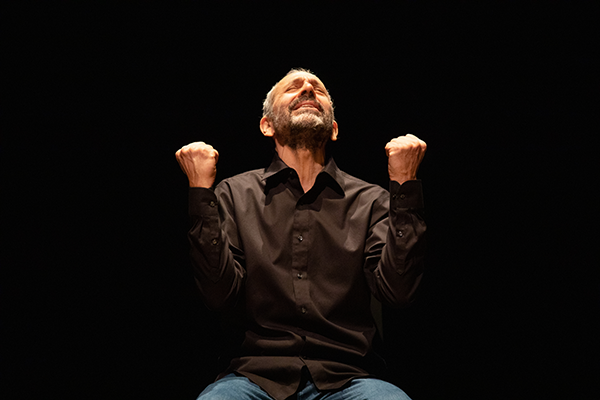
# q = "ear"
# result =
<box><xmin>330</xmin><ymin>120</ymin><xmax>339</xmax><ymax>141</ymax></box>
<box><xmin>260</xmin><ymin>116</ymin><xmax>275</xmax><ymax>137</ymax></box>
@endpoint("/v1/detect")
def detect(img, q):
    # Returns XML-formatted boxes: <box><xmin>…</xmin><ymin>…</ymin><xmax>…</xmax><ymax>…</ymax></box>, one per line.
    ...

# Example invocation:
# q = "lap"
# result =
<box><xmin>196</xmin><ymin>374</ymin><xmax>275</xmax><ymax>400</ymax></box>
<box><xmin>196</xmin><ymin>374</ymin><xmax>411</xmax><ymax>400</ymax></box>
<box><xmin>326</xmin><ymin>378</ymin><xmax>412</xmax><ymax>400</ymax></box>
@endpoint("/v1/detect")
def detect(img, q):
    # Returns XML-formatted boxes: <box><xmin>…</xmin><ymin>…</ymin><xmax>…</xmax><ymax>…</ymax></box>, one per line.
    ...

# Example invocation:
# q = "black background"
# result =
<box><xmin>3</xmin><ymin>3</ymin><xmax>598</xmax><ymax>399</ymax></box>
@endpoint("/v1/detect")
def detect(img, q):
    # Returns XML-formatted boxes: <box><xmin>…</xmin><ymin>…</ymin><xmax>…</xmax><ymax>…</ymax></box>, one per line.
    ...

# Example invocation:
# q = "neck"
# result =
<box><xmin>275</xmin><ymin>141</ymin><xmax>326</xmax><ymax>193</ymax></box>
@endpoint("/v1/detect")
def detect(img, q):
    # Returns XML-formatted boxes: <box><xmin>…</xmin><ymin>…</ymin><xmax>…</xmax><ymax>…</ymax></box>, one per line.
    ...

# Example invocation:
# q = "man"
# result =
<box><xmin>175</xmin><ymin>68</ymin><xmax>426</xmax><ymax>400</ymax></box>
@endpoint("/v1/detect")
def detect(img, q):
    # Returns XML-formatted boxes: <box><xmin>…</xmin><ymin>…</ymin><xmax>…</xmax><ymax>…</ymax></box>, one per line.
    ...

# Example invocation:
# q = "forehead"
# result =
<box><xmin>276</xmin><ymin>72</ymin><xmax>327</xmax><ymax>91</ymax></box>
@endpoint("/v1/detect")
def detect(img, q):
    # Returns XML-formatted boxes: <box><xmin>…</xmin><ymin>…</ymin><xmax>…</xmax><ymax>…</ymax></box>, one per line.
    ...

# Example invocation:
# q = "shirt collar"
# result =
<box><xmin>262</xmin><ymin>153</ymin><xmax>345</xmax><ymax>195</ymax></box>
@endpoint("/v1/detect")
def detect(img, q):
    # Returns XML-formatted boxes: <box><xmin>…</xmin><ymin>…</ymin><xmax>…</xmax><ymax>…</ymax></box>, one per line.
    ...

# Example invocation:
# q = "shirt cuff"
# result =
<box><xmin>389</xmin><ymin>180</ymin><xmax>424</xmax><ymax>210</ymax></box>
<box><xmin>189</xmin><ymin>187</ymin><xmax>219</xmax><ymax>217</ymax></box>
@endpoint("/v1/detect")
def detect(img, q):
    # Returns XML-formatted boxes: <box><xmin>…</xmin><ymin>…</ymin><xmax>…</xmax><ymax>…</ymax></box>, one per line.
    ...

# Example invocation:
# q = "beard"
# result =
<box><xmin>271</xmin><ymin>96</ymin><xmax>334</xmax><ymax>151</ymax></box>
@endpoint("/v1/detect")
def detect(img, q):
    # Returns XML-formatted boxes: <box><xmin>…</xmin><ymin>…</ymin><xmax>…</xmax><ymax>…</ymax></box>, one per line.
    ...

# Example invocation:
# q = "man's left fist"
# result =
<box><xmin>385</xmin><ymin>134</ymin><xmax>427</xmax><ymax>184</ymax></box>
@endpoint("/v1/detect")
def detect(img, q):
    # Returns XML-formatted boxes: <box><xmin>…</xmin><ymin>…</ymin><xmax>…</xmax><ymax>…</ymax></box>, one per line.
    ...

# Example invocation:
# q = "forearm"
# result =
<box><xmin>188</xmin><ymin>187</ymin><xmax>245</xmax><ymax>310</ymax></box>
<box><xmin>368</xmin><ymin>180</ymin><xmax>426</xmax><ymax>308</ymax></box>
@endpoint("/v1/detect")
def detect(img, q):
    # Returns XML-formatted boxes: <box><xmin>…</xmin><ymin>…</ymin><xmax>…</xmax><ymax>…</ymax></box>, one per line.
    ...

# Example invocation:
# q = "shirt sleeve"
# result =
<box><xmin>364</xmin><ymin>180</ymin><xmax>426</xmax><ymax>308</ymax></box>
<box><xmin>188</xmin><ymin>186</ymin><xmax>245</xmax><ymax>311</ymax></box>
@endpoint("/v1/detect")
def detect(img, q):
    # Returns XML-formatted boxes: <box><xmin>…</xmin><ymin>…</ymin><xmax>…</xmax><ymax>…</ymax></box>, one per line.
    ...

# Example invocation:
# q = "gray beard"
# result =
<box><xmin>273</xmin><ymin>109</ymin><xmax>334</xmax><ymax>152</ymax></box>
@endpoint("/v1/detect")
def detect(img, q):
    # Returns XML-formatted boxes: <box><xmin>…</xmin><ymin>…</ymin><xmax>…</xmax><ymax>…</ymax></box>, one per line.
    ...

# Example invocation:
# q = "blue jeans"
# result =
<box><xmin>197</xmin><ymin>373</ymin><xmax>412</xmax><ymax>400</ymax></box>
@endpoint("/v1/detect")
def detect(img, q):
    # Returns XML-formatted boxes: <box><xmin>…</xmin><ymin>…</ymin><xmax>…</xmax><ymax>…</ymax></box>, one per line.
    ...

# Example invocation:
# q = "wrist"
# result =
<box><xmin>189</xmin><ymin>179</ymin><xmax>214</xmax><ymax>188</ymax></box>
<box><xmin>389</xmin><ymin>175</ymin><xmax>415</xmax><ymax>185</ymax></box>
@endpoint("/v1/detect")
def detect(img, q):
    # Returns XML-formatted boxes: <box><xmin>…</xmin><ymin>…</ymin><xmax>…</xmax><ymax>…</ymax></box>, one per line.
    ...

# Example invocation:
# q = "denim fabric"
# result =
<box><xmin>197</xmin><ymin>373</ymin><xmax>412</xmax><ymax>400</ymax></box>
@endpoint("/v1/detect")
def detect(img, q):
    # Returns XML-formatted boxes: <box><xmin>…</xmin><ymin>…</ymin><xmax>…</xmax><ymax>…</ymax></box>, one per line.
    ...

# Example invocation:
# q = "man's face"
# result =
<box><xmin>270</xmin><ymin>72</ymin><xmax>335</xmax><ymax>151</ymax></box>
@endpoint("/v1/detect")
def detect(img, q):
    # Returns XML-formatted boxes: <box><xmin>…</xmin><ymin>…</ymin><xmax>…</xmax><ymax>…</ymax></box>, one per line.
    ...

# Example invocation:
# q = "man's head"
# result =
<box><xmin>260</xmin><ymin>69</ymin><xmax>338</xmax><ymax>152</ymax></box>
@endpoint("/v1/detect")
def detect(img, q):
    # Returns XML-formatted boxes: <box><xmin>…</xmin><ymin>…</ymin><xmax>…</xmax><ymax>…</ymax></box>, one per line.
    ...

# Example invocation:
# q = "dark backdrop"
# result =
<box><xmin>4</xmin><ymin>3</ymin><xmax>598</xmax><ymax>399</ymax></box>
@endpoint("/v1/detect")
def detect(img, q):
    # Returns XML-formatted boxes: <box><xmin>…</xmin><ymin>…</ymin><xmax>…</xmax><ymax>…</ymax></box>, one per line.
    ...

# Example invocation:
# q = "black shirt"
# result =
<box><xmin>188</xmin><ymin>154</ymin><xmax>426</xmax><ymax>400</ymax></box>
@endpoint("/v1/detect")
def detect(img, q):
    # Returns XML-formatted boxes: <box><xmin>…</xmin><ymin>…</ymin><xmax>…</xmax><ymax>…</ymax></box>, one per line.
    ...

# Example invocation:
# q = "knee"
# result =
<box><xmin>349</xmin><ymin>378</ymin><xmax>412</xmax><ymax>400</ymax></box>
<box><xmin>196</xmin><ymin>374</ymin><xmax>267</xmax><ymax>400</ymax></box>
<box><xmin>196</xmin><ymin>384</ymin><xmax>237</xmax><ymax>400</ymax></box>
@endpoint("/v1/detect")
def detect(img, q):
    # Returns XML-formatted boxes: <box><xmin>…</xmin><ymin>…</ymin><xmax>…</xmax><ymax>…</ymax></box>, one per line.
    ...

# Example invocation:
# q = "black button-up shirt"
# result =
<box><xmin>188</xmin><ymin>155</ymin><xmax>426</xmax><ymax>400</ymax></box>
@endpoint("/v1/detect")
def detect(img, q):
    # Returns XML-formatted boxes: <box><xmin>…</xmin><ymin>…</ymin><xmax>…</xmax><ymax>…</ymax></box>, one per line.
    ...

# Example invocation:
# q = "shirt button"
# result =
<box><xmin>397</xmin><ymin>230</ymin><xmax>404</xmax><ymax>237</ymax></box>
<box><xmin>209</xmin><ymin>200</ymin><xmax>217</xmax><ymax>207</ymax></box>
<box><xmin>297</xmin><ymin>235</ymin><xmax>303</xmax><ymax>242</ymax></box>
<box><xmin>211</xmin><ymin>238</ymin><xmax>219</xmax><ymax>245</ymax></box>
<box><xmin>297</xmin><ymin>273</ymin><xmax>303</xmax><ymax>279</ymax></box>
<box><xmin>301</xmin><ymin>307</ymin><xmax>307</xmax><ymax>314</ymax></box>
<box><xmin>399</xmin><ymin>194</ymin><xmax>406</xmax><ymax>200</ymax></box>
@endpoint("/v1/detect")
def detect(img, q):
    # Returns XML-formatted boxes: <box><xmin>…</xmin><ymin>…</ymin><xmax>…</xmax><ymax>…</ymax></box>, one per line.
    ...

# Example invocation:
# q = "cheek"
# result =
<box><xmin>318</xmin><ymin>95</ymin><xmax>331</xmax><ymax>110</ymax></box>
<box><xmin>273</xmin><ymin>98</ymin><xmax>290</xmax><ymax>113</ymax></box>
<box><xmin>274</xmin><ymin>104</ymin><xmax>287</xmax><ymax>116</ymax></box>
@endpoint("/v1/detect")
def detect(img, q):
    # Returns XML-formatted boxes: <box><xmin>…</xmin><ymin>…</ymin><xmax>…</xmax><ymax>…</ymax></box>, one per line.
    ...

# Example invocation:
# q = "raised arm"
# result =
<box><xmin>365</xmin><ymin>134</ymin><xmax>427</xmax><ymax>308</ymax></box>
<box><xmin>176</xmin><ymin>142</ymin><xmax>245</xmax><ymax>311</ymax></box>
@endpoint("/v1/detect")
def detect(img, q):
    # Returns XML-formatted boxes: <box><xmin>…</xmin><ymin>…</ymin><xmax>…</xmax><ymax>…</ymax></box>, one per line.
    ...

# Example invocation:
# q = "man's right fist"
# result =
<box><xmin>175</xmin><ymin>142</ymin><xmax>219</xmax><ymax>188</ymax></box>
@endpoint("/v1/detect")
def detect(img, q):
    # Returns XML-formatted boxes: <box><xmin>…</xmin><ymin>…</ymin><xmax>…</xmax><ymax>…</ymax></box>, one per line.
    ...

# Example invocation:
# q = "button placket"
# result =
<box><xmin>291</xmin><ymin>203</ymin><xmax>310</xmax><ymax>318</ymax></box>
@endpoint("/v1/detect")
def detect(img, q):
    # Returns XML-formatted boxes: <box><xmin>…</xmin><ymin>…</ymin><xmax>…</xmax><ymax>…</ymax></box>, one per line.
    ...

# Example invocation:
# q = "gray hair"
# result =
<box><xmin>262</xmin><ymin>68</ymin><xmax>333</xmax><ymax>119</ymax></box>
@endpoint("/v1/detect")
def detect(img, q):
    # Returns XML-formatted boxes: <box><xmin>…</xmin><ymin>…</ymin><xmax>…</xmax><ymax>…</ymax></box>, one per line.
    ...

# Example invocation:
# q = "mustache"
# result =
<box><xmin>288</xmin><ymin>95</ymin><xmax>324</xmax><ymax>113</ymax></box>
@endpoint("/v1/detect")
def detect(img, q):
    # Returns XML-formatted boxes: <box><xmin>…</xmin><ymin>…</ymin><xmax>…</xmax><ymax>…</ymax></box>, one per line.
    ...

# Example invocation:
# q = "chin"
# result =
<box><xmin>290</xmin><ymin>113</ymin><xmax>324</xmax><ymax>129</ymax></box>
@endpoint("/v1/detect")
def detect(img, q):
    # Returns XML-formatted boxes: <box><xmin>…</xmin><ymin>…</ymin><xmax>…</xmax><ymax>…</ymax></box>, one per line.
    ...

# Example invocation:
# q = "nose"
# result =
<box><xmin>300</xmin><ymin>80</ymin><xmax>316</xmax><ymax>97</ymax></box>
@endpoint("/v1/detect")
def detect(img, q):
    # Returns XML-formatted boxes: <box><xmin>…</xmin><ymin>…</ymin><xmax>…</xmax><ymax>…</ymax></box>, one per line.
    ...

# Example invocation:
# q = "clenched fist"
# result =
<box><xmin>385</xmin><ymin>134</ymin><xmax>427</xmax><ymax>184</ymax></box>
<box><xmin>175</xmin><ymin>142</ymin><xmax>219</xmax><ymax>188</ymax></box>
